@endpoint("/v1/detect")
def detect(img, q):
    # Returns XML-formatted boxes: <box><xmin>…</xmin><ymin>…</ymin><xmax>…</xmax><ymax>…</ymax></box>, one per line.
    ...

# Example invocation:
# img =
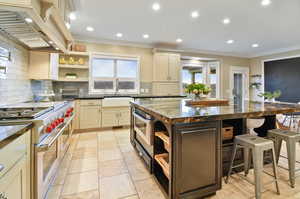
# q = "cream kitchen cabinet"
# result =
<box><xmin>102</xmin><ymin>107</ymin><xmax>130</xmax><ymax>127</ymax></box>
<box><xmin>79</xmin><ymin>105</ymin><xmax>102</xmax><ymax>129</ymax></box>
<box><xmin>153</xmin><ymin>53</ymin><xmax>181</xmax><ymax>81</ymax></box>
<box><xmin>0</xmin><ymin>130</ymin><xmax>31</xmax><ymax>199</ymax></box>
<box><xmin>152</xmin><ymin>82</ymin><xmax>180</xmax><ymax>96</ymax></box>
<box><xmin>29</xmin><ymin>51</ymin><xmax>59</xmax><ymax>80</ymax></box>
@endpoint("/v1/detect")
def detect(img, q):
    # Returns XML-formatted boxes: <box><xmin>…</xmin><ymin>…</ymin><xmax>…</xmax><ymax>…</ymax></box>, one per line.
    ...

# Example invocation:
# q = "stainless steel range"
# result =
<box><xmin>0</xmin><ymin>101</ymin><xmax>75</xmax><ymax>199</ymax></box>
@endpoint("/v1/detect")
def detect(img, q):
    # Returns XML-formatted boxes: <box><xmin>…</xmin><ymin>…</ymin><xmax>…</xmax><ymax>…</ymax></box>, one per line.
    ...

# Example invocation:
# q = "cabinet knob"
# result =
<box><xmin>0</xmin><ymin>164</ymin><xmax>4</xmax><ymax>172</ymax></box>
<box><xmin>139</xmin><ymin>152</ymin><xmax>143</xmax><ymax>157</ymax></box>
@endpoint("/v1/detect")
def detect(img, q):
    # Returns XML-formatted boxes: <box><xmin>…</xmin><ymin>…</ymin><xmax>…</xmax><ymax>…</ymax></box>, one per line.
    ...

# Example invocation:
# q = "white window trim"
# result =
<box><xmin>89</xmin><ymin>52</ymin><xmax>140</xmax><ymax>94</ymax></box>
<box><xmin>180</xmin><ymin>60</ymin><xmax>221</xmax><ymax>98</ymax></box>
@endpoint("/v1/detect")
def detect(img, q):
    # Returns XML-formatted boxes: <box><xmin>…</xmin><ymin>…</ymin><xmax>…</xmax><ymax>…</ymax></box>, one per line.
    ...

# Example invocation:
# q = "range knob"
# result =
<box><xmin>46</xmin><ymin>126</ymin><xmax>52</xmax><ymax>133</ymax></box>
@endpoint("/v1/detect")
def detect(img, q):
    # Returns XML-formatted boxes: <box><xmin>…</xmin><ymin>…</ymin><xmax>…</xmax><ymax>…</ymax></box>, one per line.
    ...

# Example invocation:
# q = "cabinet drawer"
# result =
<box><xmin>0</xmin><ymin>133</ymin><xmax>27</xmax><ymax>178</ymax></box>
<box><xmin>80</xmin><ymin>100</ymin><xmax>101</xmax><ymax>106</ymax></box>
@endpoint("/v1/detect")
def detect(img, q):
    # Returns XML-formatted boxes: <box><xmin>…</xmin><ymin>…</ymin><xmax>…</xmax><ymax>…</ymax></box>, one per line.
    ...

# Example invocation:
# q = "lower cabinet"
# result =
<box><xmin>152</xmin><ymin>82</ymin><xmax>180</xmax><ymax>96</ymax></box>
<box><xmin>79</xmin><ymin>105</ymin><xmax>101</xmax><ymax>129</ymax></box>
<box><xmin>102</xmin><ymin>107</ymin><xmax>130</xmax><ymax>127</ymax></box>
<box><xmin>0</xmin><ymin>156</ymin><xmax>27</xmax><ymax>199</ymax></box>
<box><xmin>173</xmin><ymin>121</ymin><xmax>222</xmax><ymax>198</ymax></box>
<box><xmin>0</xmin><ymin>131</ymin><xmax>31</xmax><ymax>199</ymax></box>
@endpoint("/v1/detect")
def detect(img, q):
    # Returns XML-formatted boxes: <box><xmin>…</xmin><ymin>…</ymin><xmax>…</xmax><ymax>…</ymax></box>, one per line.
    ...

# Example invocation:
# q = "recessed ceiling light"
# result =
<box><xmin>25</xmin><ymin>18</ymin><xmax>33</xmax><ymax>23</ymax></box>
<box><xmin>65</xmin><ymin>22</ymin><xmax>71</xmax><ymax>29</ymax></box>
<box><xmin>48</xmin><ymin>41</ymin><xmax>53</xmax><ymax>44</ymax></box>
<box><xmin>116</xmin><ymin>33</ymin><xmax>123</xmax><ymax>38</ymax></box>
<box><xmin>176</xmin><ymin>38</ymin><xmax>183</xmax><ymax>43</ymax></box>
<box><xmin>69</xmin><ymin>12</ymin><xmax>76</xmax><ymax>20</ymax></box>
<box><xmin>252</xmin><ymin>44</ymin><xmax>259</xmax><ymax>48</ymax></box>
<box><xmin>152</xmin><ymin>3</ymin><xmax>161</xmax><ymax>11</ymax></box>
<box><xmin>261</xmin><ymin>0</ymin><xmax>271</xmax><ymax>6</ymax></box>
<box><xmin>223</xmin><ymin>18</ymin><xmax>231</xmax><ymax>25</ymax></box>
<box><xmin>226</xmin><ymin>39</ymin><xmax>234</xmax><ymax>44</ymax></box>
<box><xmin>55</xmin><ymin>47</ymin><xmax>59</xmax><ymax>50</ymax></box>
<box><xmin>86</xmin><ymin>26</ymin><xmax>94</xmax><ymax>32</ymax></box>
<box><xmin>143</xmin><ymin>34</ymin><xmax>149</xmax><ymax>39</ymax></box>
<box><xmin>191</xmin><ymin>11</ymin><xmax>199</xmax><ymax>18</ymax></box>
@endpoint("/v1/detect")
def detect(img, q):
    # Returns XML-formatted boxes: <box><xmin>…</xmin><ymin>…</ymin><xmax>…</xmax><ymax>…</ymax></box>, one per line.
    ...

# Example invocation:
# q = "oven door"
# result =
<box><xmin>35</xmin><ymin>137</ymin><xmax>60</xmax><ymax>199</ymax></box>
<box><xmin>133</xmin><ymin>112</ymin><xmax>152</xmax><ymax>146</ymax></box>
<box><xmin>59</xmin><ymin>116</ymin><xmax>74</xmax><ymax>156</ymax></box>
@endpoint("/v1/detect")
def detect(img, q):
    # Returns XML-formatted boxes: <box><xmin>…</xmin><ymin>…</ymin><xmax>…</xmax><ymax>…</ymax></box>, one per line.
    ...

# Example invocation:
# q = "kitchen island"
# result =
<box><xmin>130</xmin><ymin>98</ymin><xmax>300</xmax><ymax>199</ymax></box>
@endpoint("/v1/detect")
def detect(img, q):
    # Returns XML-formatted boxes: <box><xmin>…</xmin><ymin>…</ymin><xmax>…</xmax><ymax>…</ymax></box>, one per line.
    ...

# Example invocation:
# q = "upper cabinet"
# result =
<box><xmin>153</xmin><ymin>53</ymin><xmax>181</xmax><ymax>82</ymax></box>
<box><xmin>29</xmin><ymin>51</ymin><xmax>59</xmax><ymax>80</ymax></box>
<box><xmin>0</xmin><ymin>0</ymin><xmax>74</xmax><ymax>52</ymax></box>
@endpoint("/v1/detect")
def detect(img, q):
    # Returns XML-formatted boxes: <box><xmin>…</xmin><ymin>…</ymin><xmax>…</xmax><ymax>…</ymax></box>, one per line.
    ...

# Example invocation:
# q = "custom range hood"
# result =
<box><xmin>0</xmin><ymin>0</ymin><xmax>74</xmax><ymax>52</ymax></box>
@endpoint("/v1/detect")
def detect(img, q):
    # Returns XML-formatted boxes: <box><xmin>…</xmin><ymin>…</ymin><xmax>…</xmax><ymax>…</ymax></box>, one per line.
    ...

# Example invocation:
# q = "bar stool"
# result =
<box><xmin>225</xmin><ymin>118</ymin><xmax>280</xmax><ymax>199</ymax></box>
<box><xmin>268</xmin><ymin>129</ymin><xmax>300</xmax><ymax>188</ymax></box>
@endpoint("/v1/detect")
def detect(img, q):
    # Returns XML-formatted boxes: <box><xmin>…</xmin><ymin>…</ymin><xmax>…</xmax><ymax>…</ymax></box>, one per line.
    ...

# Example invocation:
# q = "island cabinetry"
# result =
<box><xmin>172</xmin><ymin>121</ymin><xmax>222</xmax><ymax>199</ymax></box>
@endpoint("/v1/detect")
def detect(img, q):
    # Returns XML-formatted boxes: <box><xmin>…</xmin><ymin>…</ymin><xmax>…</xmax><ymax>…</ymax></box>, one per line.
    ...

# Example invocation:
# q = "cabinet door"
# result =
<box><xmin>174</xmin><ymin>122</ymin><xmax>221</xmax><ymax>197</ymax></box>
<box><xmin>153</xmin><ymin>53</ymin><xmax>169</xmax><ymax>81</ymax></box>
<box><xmin>118</xmin><ymin>108</ymin><xmax>130</xmax><ymax>126</ymax></box>
<box><xmin>0</xmin><ymin>156</ymin><xmax>27</xmax><ymax>199</ymax></box>
<box><xmin>102</xmin><ymin>108</ymin><xmax>119</xmax><ymax>127</ymax></box>
<box><xmin>29</xmin><ymin>51</ymin><xmax>50</xmax><ymax>80</ymax></box>
<box><xmin>168</xmin><ymin>54</ymin><xmax>181</xmax><ymax>81</ymax></box>
<box><xmin>79</xmin><ymin>106</ymin><xmax>101</xmax><ymax>129</ymax></box>
<box><xmin>50</xmin><ymin>53</ymin><xmax>59</xmax><ymax>80</ymax></box>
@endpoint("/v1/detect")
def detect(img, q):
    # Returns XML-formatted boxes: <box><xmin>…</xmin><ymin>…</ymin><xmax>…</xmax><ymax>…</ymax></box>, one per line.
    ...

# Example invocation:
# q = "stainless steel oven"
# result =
<box><xmin>35</xmin><ymin>115</ymin><xmax>74</xmax><ymax>199</ymax></box>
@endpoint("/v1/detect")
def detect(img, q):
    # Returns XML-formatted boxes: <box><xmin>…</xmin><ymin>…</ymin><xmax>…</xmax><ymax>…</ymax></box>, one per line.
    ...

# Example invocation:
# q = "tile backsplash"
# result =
<box><xmin>0</xmin><ymin>35</ymin><xmax>33</xmax><ymax>106</ymax></box>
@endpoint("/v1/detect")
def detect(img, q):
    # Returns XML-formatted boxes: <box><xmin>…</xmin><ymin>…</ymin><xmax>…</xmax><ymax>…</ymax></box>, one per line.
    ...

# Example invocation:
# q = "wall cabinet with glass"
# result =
<box><xmin>181</xmin><ymin>61</ymin><xmax>220</xmax><ymax>98</ymax></box>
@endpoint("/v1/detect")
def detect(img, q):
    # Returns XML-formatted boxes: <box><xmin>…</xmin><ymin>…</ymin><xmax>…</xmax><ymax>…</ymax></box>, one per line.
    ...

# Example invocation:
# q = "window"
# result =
<box><xmin>90</xmin><ymin>54</ymin><xmax>139</xmax><ymax>94</ymax></box>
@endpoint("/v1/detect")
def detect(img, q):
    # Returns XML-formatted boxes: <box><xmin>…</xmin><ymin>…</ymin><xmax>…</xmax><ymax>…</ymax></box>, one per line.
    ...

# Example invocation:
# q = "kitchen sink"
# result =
<box><xmin>102</xmin><ymin>97</ymin><xmax>133</xmax><ymax>107</ymax></box>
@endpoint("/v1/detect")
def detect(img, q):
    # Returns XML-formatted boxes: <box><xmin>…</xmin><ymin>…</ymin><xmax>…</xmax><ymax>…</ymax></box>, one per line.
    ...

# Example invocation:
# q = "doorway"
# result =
<box><xmin>230</xmin><ymin>66</ymin><xmax>249</xmax><ymax>104</ymax></box>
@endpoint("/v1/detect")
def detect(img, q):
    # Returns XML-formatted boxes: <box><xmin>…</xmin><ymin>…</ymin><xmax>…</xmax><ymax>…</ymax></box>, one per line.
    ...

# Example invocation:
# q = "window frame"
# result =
<box><xmin>89</xmin><ymin>53</ymin><xmax>140</xmax><ymax>94</ymax></box>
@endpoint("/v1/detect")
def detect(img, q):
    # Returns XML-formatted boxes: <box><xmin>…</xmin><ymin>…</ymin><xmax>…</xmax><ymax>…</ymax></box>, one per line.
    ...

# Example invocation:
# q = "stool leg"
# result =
<box><xmin>271</xmin><ymin>147</ymin><xmax>280</xmax><ymax>194</ymax></box>
<box><xmin>244</xmin><ymin>148</ymin><xmax>251</xmax><ymax>176</ymax></box>
<box><xmin>274</xmin><ymin>137</ymin><xmax>283</xmax><ymax>164</ymax></box>
<box><xmin>286</xmin><ymin>138</ymin><xmax>296</xmax><ymax>188</ymax></box>
<box><xmin>252</xmin><ymin>148</ymin><xmax>264</xmax><ymax>199</ymax></box>
<box><xmin>225</xmin><ymin>142</ymin><xmax>238</xmax><ymax>184</ymax></box>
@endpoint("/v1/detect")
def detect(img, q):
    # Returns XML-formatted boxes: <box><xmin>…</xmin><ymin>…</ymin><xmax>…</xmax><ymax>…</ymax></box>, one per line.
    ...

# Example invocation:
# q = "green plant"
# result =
<box><xmin>258</xmin><ymin>90</ymin><xmax>281</xmax><ymax>100</ymax></box>
<box><xmin>185</xmin><ymin>83</ymin><xmax>211</xmax><ymax>95</ymax></box>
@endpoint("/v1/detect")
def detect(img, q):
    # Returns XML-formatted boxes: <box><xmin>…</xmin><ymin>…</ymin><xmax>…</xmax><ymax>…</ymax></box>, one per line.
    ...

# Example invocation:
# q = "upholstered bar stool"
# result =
<box><xmin>268</xmin><ymin>129</ymin><xmax>300</xmax><ymax>188</ymax></box>
<box><xmin>225</xmin><ymin>118</ymin><xmax>280</xmax><ymax>199</ymax></box>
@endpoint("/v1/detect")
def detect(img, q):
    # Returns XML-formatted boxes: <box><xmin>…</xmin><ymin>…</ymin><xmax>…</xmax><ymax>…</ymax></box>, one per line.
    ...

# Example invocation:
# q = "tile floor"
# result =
<box><xmin>46</xmin><ymin>128</ymin><xmax>300</xmax><ymax>199</ymax></box>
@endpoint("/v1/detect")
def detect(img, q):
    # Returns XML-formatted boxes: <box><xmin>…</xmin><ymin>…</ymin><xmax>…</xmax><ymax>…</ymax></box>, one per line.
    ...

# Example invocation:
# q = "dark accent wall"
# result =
<box><xmin>264</xmin><ymin>57</ymin><xmax>300</xmax><ymax>103</ymax></box>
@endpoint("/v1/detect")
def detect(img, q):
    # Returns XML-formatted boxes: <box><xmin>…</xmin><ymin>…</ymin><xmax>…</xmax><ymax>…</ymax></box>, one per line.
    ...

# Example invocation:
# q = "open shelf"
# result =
<box><xmin>155</xmin><ymin>131</ymin><xmax>170</xmax><ymax>152</ymax></box>
<box><xmin>154</xmin><ymin>153</ymin><xmax>170</xmax><ymax>179</ymax></box>
<box><xmin>56</xmin><ymin>78</ymin><xmax>88</xmax><ymax>82</ymax></box>
<box><xmin>59</xmin><ymin>64</ymin><xmax>89</xmax><ymax>69</ymax></box>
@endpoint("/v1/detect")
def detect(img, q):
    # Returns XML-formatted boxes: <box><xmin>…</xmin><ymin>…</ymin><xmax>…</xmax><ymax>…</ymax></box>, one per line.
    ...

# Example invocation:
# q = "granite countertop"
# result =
<box><xmin>73</xmin><ymin>95</ymin><xmax>186</xmax><ymax>100</ymax></box>
<box><xmin>131</xmin><ymin>98</ymin><xmax>300</xmax><ymax>124</ymax></box>
<box><xmin>0</xmin><ymin>123</ymin><xmax>33</xmax><ymax>143</ymax></box>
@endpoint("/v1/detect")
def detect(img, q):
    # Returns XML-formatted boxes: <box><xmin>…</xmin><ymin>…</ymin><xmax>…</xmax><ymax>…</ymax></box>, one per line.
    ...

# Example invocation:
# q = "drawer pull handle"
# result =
<box><xmin>0</xmin><ymin>164</ymin><xmax>4</xmax><ymax>172</ymax></box>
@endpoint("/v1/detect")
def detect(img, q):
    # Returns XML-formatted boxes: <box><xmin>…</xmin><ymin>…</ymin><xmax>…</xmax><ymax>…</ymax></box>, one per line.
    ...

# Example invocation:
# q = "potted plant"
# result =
<box><xmin>258</xmin><ymin>90</ymin><xmax>281</xmax><ymax>102</ymax></box>
<box><xmin>185</xmin><ymin>83</ymin><xmax>211</xmax><ymax>100</ymax></box>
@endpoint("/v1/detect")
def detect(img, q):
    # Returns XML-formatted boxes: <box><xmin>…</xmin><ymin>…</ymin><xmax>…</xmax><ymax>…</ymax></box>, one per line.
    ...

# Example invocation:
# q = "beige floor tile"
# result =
<box><xmin>123</xmin><ymin>151</ymin><xmax>141</xmax><ymax>165</ymax></box>
<box><xmin>99</xmin><ymin>148</ymin><xmax>122</xmax><ymax>162</ymax></box>
<box><xmin>62</xmin><ymin>171</ymin><xmax>98</xmax><ymax>195</ymax></box>
<box><xmin>45</xmin><ymin>185</ymin><xmax>63</xmax><ymax>199</ymax></box>
<box><xmin>52</xmin><ymin>168</ymin><xmax>68</xmax><ymax>186</ymax></box>
<box><xmin>72</xmin><ymin>147</ymin><xmax>97</xmax><ymax>160</ymax></box>
<box><xmin>68</xmin><ymin>158</ymin><xmax>98</xmax><ymax>174</ymax></box>
<box><xmin>60</xmin><ymin>189</ymin><xmax>99</xmax><ymax>199</ymax></box>
<box><xmin>76</xmin><ymin>140</ymin><xmax>98</xmax><ymax>149</ymax></box>
<box><xmin>119</xmin><ymin>143</ymin><xmax>135</xmax><ymax>153</ymax></box>
<box><xmin>99</xmin><ymin>174</ymin><xmax>136</xmax><ymax>199</ymax></box>
<box><xmin>79</xmin><ymin>132</ymin><xmax>97</xmax><ymax>140</ymax></box>
<box><xmin>122</xmin><ymin>195</ymin><xmax>139</xmax><ymax>199</ymax></box>
<box><xmin>98</xmin><ymin>140</ymin><xmax>119</xmax><ymax>150</ymax></box>
<box><xmin>99</xmin><ymin>159</ymin><xmax>128</xmax><ymax>178</ymax></box>
<box><xmin>134</xmin><ymin>178</ymin><xmax>165</xmax><ymax>199</ymax></box>
<box><xmin>127</xmin><ymin>162</ymin><xmax>152</xmax><ymax>181</ymax></box>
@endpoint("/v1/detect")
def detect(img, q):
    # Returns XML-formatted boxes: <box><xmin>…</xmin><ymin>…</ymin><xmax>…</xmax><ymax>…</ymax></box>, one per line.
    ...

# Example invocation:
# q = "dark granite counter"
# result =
<box><xmin>73</xmin><ymin>95</ymin><xmax>186</xmax><ymax>100</ymax></box>
<box><xmin>131</xmin><ymin>98</ymin><xmax>300</xmax><ymax>124</ymax></box>
<box><xmin>0</xmin><ymin>123</ymin><xmax>33</xmax><ymax>143</ymax></box>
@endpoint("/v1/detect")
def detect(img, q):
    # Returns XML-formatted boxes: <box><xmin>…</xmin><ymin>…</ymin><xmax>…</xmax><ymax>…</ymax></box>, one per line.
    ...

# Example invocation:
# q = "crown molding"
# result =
<box><xmin>249</xmin><ymin>45</ymin><xmax>300</xmax><ymax>58</ymax></box>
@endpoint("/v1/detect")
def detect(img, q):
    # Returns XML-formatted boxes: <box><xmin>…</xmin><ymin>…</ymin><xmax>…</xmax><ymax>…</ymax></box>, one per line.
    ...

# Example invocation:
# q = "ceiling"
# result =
<box><xmin>70</xmin><ymin>0</ymin><xmax>300</xmax><ymax>58</ymax></box>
